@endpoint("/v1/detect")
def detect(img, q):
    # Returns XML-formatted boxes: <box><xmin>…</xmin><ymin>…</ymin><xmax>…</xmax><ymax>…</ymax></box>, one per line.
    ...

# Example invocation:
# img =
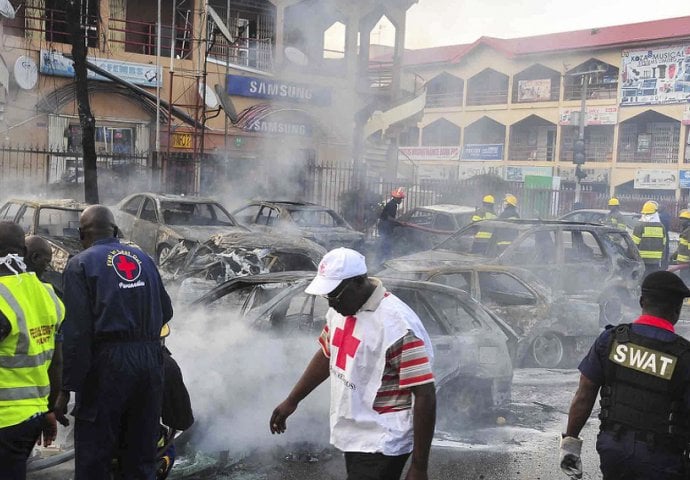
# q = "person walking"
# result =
<box><xmin>604</xmin><ymin>198</ymin><xmax>624</xmax><ymax>229</ymax></box>
<box><xmin>632</xmin><ymin>201</ymin><xmax>667</xmax><ymax>277</ymax></box>
<box><xmin>0</xmin><ymin>222</ymin><xmax>65</xmax><ymax>480</ymax></box>
<box><xmin>270</xmin><ymin>247</ymin><xmax>436</xmax><ymax>480</ymax></box>
<box><xmin>378</xmin><ymin>187</ymin><xmax>405</xmax><ymax>262</ymax></box>
<box><xmin>498</xmin><ymin>194</ymin><xmax>519</xmax><ymax>219</ymax></box>
<box><xmin>54</xmin><ymin>205</ymin><xmax>173</xmax><ymax>480</ymax></box>
<box><xmin>471</xmin><ymin>195</ymin><xmax>497</xmax><ymax>222</ymax></box>
<box><xmin>560</xmin><ymin>271</ymin><xmax>690</xmax><ymax>480</ymax></box>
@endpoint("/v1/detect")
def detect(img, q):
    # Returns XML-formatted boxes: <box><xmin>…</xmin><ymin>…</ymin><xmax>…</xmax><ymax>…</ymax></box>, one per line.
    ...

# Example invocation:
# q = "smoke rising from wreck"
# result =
<box><xmin>167</xmin><ymin>302</ymin><xmax>331</xmax><ymax>454</ymax></box>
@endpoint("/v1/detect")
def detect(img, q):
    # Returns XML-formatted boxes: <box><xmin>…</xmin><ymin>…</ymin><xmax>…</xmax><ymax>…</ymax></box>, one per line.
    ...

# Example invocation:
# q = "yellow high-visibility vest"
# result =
<box><xmin>0</xmin><ymin>273</ymin><xmax>64</xmax><ymax>428</ymax></box>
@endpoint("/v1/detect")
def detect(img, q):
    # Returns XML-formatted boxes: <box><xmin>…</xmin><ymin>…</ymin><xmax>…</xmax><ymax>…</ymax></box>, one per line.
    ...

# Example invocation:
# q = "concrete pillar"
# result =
<box><xmin>610</xmin><ymin>121</ymin><xmax>621</xmax><ymax>196</ymax></box>
<box><xmin>274</xmin><ymin>5</ymin><xmax>285</xmax><ymax>65</ymax></box>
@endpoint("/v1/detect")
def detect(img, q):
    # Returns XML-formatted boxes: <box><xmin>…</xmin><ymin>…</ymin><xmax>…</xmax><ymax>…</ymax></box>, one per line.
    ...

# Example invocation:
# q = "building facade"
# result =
<box><xmin>399</xmin><ymin>16</ymin><xmax>690</xmax><ymax>199</ymax></box>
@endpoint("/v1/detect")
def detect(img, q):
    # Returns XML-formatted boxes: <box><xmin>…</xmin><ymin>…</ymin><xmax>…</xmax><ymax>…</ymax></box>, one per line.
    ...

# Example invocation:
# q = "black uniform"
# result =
<box><xmin>378</xmin><ymin>198</ymin><xmax>400</xmax><ymax>260</ymax></box>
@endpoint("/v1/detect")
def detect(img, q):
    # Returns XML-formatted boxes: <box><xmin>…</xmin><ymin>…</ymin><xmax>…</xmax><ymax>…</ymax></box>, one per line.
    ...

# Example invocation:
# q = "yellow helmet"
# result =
<box><xmin>482</xmin><ymin>195</ymin><xmax>495</xmax><ymax>204</ymax></box>
<box><xmin>641</xmin><ymin>201</ymin><xmax>658</xmax><ymax>214</ymax></box>
<box><xmin>608</xmin><ymin>197</ymin><xmax>620</xmax><ymax>207</ymax></box>
<box><xmin>504</xmin><ymin>194</ymin><xmax>518</xmax><ymax>207</ymax></box>
<box><xmin>680</xmin><ymin>210</ymin><xmax>690</xmax><ymax>220</ymax></box>
<box><xmin>160</xmin><ymin>323</ymin><xmax>170</xmax><ymax>339</ymax></box>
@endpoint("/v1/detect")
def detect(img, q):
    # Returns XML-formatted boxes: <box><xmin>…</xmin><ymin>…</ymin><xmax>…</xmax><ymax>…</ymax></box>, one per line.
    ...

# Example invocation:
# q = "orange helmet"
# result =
<box><xmin>391</xmin><ymin>187</ymin><xmax>406</xmax><ymax>199</ymax></box>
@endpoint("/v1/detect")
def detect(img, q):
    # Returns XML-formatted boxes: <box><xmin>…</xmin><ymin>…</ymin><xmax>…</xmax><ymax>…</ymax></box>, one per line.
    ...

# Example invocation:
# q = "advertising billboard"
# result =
<box><xmin>634</xmin><ymin>169</ymin><xmax>677</xmax><ymax>190</ymax></box>
<box><xmin>398</xmin><ymin>146</ymin><xmax>461</xmax><ymax>162</ymax></box>
<box><xmin>620</xmin><ymin>45</ymin><xmax>690</xmax><ymax>106</ymax></box>
<box><xmin>517</xmin><ymin>79</ymin><xmax>552</xmax><ymax>102</ymax></box>
<box><xmin>559</xmin><ymin>106</ymin><xmax>618</xmax><ymax>126</ymax></box>
<box><xmin>461</xmin><ymin>144</ymin><xmax>504</xmax><ymax>161</ymax></box>
<box><xmin>457</xmin><ymin>162</ymin><xmax>503</xmax><ymax>180</ymax></box>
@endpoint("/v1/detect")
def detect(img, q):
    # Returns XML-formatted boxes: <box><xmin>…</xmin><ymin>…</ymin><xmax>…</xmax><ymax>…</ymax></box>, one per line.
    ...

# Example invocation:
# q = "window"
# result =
<box><xmin>426</xmin><ymin>73</ymin><xmax>464</xmax><ymax>108</ymax></box>
<box><xmin>478</xmin><ymin>272</ymin><xmax>536</xmax><ymax>306</ymax></box>
<box><xmin>37</xmin><ymin>208</ymin><xmax>81</xmax><ymax>237</ymax></box>
<box><xmin>234</xmin><ymin>205</ymin><xmax>262</xmax><ymax>225</ymax></box>
<box><xmin>0</xmin><ymin>202</ymin><xmax>21</xmax><ymax>222</ymax></box>
<box><xmin>428</xmin><ymin>291</ymin><xmax>486</xmax><ymax>334</ymax></box>
<box><xmin>562</xmin><ymin>230</ymin><xmax>604</xmax><ymax>262</ymax></box>
<box><xmin>393</xmin><ymin>289</ymin><xmax>446</xmax><ymax>336</ymax></box>
<box><xmin>140</xmin><ymin>199</ymin><xmax>157</xmax><ymax>222</ymax></box>
<box><xmin>259</xmin><ymin>290</ymin><xmax>327</xmax><ymax>335</ymax></box>
<box><xmin>45</xmin><ymin>0</ymin><xmax>99</xmax><ymax>47</ymax></box>
<box><xmin>433</xmin><ymin>214</ymin><xmax>454</xmax><ymax>231</ymax></box>
<box><xmin>257</xmin><ymin>206</ymin><xmax>279</xmax><ymax>226</ymax></box>
<box><xmin>430</xmin><ymin>272</ymin><xmax>471</xmax><ymax>292</ymax></box>
<box><xmin>603</xmin><ymin>232</ymin><xmax>639</xmax><ymax>261</ymax></box>
<box><xmin>16</xmin><ymin>207</ymin><xmax>35</xmax><ymax>233</ymax></box>
<box><xmin>288</xmin><ymin>209</ymin><xmax>340</xmax><ymax>227</ymax></box>
<box><xmin>502</xmin><ymin>230</ymin><xmax>557</xmax><ymax>264</ymax></box>
<box><xmin>422</xmin><ymin>119</ymin><xmax>461</xmax><ymax>146</ymax></box>
<box><xmin>161</xmin><ymin>202</ymin><xmax>235</xmax><ymax>226</ymax></box>
<box><xmin>405</xmin><ymin>210</ymin><xmax>434</xmax><ymax>227</ymax></box>
<box><xmin>122</xmin><ymin>196</ymin><xmax>143</xmax><ymax>216</ymax></box>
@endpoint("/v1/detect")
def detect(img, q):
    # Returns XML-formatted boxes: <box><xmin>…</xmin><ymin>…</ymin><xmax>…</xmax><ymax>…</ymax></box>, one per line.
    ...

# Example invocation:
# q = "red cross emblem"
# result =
<box><xmin>319</xmin><ymin>262</ymin><xmax>327</xmax><ymax>275</ymax></box>
<box><xmin>332</xmin><ymin>316</ymin><xmax>360</xmax><ymax>370</ymax></box>
<box><xmin>113</xmin><ymin>253</ymin><xmax>141</xmax><ymax>281</ymax></box>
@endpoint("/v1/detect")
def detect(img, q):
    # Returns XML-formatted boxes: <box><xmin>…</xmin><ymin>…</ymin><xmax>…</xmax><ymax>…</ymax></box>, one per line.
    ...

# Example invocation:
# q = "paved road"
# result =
<box><xmin>28</xmin><ymin>368</ymin><xmax>606</xmax><ymax>480</ymax></box>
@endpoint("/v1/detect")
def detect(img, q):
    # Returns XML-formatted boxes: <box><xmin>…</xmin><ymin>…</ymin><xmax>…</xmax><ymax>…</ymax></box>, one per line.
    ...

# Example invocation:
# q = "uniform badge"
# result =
<box><xmin>112</xmin><ymin>252</ymin><xmax>142</xmax><ymax>282</ymax></box>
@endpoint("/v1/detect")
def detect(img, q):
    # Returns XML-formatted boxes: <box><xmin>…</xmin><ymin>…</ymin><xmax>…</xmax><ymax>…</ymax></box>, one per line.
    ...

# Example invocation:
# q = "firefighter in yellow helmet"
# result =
<box><xmin>499</xmin><ymin>194</ymin><xmax>520</xmax><ymax>219</ymax></box>
<box><xmin>604</xmin><ymin>197</ymin><xmax>625</xmax><ymax>229</ymax></box>
<box><xmin>472</xmin><ymin>195</ymin><xmax>497</xmax><ymax>222</ymax></box>
<box><xmin>0</xmin><ymin>222</ymin><xmax>65</xmax><ymax>478</ymax></box>
<box><xmin>632</xmin><ymin>201</ymin><xmax>667</xmax><ymax>276</ymax></box>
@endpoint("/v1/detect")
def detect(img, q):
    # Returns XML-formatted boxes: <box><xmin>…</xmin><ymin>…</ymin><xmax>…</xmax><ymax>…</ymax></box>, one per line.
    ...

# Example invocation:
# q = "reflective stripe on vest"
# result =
<box><xmin>0</xmin><ymin>283</ymin><xmax>55</xmax><ymax>368</ymax></box>
<box><xmin>643</xmin><ymin>226</ymin><xmax>665</xmax><ymax>238</ymax></box>
<box><xmin>0</xmin><ymin>385</ymin><xmax>50</xmax><ymax>401</ymax></box>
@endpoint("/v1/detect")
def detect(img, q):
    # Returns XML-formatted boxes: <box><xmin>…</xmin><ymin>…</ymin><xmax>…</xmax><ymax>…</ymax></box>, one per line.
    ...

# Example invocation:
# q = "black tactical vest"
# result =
<box><xmin>600</xmin><ymin>324</ymin><xmax>690</xmax><ymax>449</ymax></box>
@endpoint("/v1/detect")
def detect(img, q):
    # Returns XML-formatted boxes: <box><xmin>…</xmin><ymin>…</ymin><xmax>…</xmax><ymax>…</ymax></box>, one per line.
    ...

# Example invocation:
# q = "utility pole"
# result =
<box><xmin>574</xmin><ymin>73</ymin><xmax>588</xmax><ymax>205</ymax></box>
<box><xmin>66</xmin><ymin>0</ymin><xmax>98</xmax><ymax>204</ymax></box>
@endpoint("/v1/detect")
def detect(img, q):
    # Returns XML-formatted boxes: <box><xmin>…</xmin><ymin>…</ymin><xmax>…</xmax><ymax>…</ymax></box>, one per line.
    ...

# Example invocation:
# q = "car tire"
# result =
<box><xmin>529</xmin><ymin>332</ymin><xmax>567</xmax><ymax>368</ymax></box>
<box><xmin>599</xmin><ymin>288</ymin><xmax>631</xmax><ymax>327</ymax></box>
<box><xmin>157</xmin><ymin>244</ymin><xmax>173</xmax><ymax>264</ymax></box>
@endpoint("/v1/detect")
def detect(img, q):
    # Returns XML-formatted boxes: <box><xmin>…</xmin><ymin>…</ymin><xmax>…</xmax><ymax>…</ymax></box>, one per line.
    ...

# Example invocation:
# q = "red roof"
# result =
<box><xmin>402</xmin><ymin>15</ymin><xmax>690</xmax><ymax>67</ymax></box>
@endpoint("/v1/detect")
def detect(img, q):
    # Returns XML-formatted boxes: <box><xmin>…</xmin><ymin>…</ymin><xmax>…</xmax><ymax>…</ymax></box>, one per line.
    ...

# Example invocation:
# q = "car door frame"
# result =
<box><xmin>130</xmin><ymin>195</ymin><xmax>161</xmax><ymax>255</ymax></box>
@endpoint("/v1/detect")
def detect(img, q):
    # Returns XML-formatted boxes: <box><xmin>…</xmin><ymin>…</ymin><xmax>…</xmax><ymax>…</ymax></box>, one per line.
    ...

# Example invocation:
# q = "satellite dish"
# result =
<box><xmin>284</xmin><ymin>47</ymin><xmax>309</xmax><ymax>67</ymax></box>
<box><xmin>214</xmin><ymin>84</ymin><xmax>238</xmax><ymax>124</ymax></box>
<box><xmin>199</xmin><ymin>82</ymin><xmax>219</xmax><ymax>109</ymax></box>
<box><xmin>14</xmin><ymin>56</ymin><xmax>38</xmax><ymax>90</ymax></box>
<box><xmin>0</xmin><ymin>0</ymin><xmax>15</xmax><ymax>19</ymax></box>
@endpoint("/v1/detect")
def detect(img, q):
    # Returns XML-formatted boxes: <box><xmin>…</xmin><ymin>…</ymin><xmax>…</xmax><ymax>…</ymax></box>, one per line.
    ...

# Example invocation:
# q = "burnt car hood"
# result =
<box><xmin>384</xmin><ymin>249</ymin><xmax>480</xmax><ymax>272</ymax></box>
<box><xmin>169</xmin><ymin>225</ymin><xmax>249</xmax><ymax>241</ymax></box>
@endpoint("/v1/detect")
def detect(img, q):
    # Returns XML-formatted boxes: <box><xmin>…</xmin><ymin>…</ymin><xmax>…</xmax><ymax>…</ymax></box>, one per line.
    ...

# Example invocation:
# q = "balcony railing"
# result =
<box><xmin>426</xmin><ymin>92</ymin><xmax>463</xmax><ymax>108</ymax></box>
<box><xmin>207</xmin><ymin>37</ymin><xmax>274</xmax><ymax>72</ymax></box>
<box><xmin>560</xmin><ymin>144</ymin><xmax>613</xmax><ymax>163</ymax></box>
<box><xmin>466</xmin><ymin>89</ymin><xmax>509</xmax><ymax>106</ymax></box>
<box><xmin>22</xmin><ymin>6</ymin><xmax>98</xmax><ymax>47</ymax></box>
<box><xmin>508</xmin><ymin>145</ymin><xmax>556</xmax><ymax>162</ymax></box>
<box><xmin>108</xmin><ymin>18</ymin><xmax>192</xmax><ymax>58</ymax></box>
<box><xmin>564</xmin><ymin>84</ymin><xmax>618</xmax><ymax>101</ymax></box>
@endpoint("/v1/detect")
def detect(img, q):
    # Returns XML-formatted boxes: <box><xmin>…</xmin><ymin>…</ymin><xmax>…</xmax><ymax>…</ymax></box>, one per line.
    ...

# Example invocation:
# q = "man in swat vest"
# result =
<box><xmin>560</xmin><ymin>271</ymin><xmax>690</xmax><ymax>479</ymax></box>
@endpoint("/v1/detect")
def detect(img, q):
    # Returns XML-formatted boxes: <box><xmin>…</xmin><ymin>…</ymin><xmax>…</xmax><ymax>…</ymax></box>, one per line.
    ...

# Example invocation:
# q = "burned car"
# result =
<box><xmin>384</xmin><ymin>219</ymin><xmax>645</xmax><ymax>327</ymax></box>
<box><xmin>114</xmin><ymin>193</ymin><xmax>249</xmax><ymax>262</ymax></box>
<box><xmin>159</xmin><ymin>232</ymin><xmax>326</xmax><ymax>289</ymax></box>
<box><xmin>378</xmin><ymin>264</ymin><xmax>600</xmax><ymax>368</ymax></box>
<box><xmin>0</xmin><ymin>198</ymin><xmax>87</xmax><ymax>288</ymax></box>
<box><xmin>391</xmin><ymin>204</ymin><xmax>475</xmax><ymax>256</ymax></box>
<box><xmin>232</xmin><ymin>201</ymin><xmax>364</xmax><ymax>250</ymax></box>
<box><xmin>189</xmin><ymin>272</ymin><xmax>515</xmax><ymax>420</ymax></box>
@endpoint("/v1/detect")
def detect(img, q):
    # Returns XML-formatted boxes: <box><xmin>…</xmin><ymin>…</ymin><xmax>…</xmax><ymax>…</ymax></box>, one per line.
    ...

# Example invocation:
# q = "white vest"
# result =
<box><xmin>326</xmin><ymin>282</ymin><xmax>433</xmax><ymax>455</ymax></box>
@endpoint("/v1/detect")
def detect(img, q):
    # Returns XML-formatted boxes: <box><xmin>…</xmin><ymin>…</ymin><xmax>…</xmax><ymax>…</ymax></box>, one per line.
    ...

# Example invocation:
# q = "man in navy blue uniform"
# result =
<box><xmin>54</xmin><ymin>205</ymin><xmax>173</xmax><ymax>480</ymax></box>
<box><xmin>560</xmin><ymin>271</ymin><xmax>690</xmax><ymax>479</ymax></box>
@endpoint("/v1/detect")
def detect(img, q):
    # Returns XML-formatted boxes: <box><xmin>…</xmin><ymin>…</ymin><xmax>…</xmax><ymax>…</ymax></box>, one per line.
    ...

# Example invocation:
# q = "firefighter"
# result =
<box><xmin>499</xmin><ymin>194</ymin><xmax>520</xmax><ymax>219</ymax></box>
<box><xmin>632</xmin><ymin>201</ymin><xmax>667</xmax><ymax>276</ymax></box>
<box><xmin>471</xmin><ymin>195</ymin><xmax>496</xmax><ymax>222</ymax></box>
<box><xmin>377</xmin><ymin>187</ymin><xmax>405</xmax><ymax>262</ymax></box>
<box><xmin>604</xmin><ymin>198</ymin><xmax>625</xmax><ymax>229</ymax></box>
<box><xmin>560</xmin><ymin>271</ymin><xmax>690</xmax><ymax>479</ymax></box>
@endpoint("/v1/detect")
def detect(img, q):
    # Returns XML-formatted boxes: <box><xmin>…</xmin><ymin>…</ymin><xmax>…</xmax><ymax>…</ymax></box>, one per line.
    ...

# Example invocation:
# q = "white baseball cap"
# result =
<box><xmin>305</xmin><ymin>248</ymin><xmax>368</xmax><ymax>295</ymax></box>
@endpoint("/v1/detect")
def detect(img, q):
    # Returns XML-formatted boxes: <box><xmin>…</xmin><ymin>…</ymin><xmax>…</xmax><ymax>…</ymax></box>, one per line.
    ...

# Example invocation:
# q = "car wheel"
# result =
<box><xmin>530</xmin><ymin>332</ymin><xmax>565</xmax><ymax>368</ymax></box>
<box><xmin>157</xmin><ymin>244</ymin><xmax>173</xmax><ymax>264</ymax></box>
<box><xmin>599</xmin><ymin>288</ymin><xmax>631</xmax><ymax>326</ymax></box>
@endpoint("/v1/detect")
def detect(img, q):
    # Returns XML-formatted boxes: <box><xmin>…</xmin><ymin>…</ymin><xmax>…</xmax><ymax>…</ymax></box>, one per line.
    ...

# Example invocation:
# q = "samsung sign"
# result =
<box><xmin>227</xmin><ymin>75</ymin><xmax>331</xmax><ymax>106</ymax></box>
<box><xmin>246</xmin><ymin>119</ymin><xmax>312</xmax><ymax>137</ymax></box>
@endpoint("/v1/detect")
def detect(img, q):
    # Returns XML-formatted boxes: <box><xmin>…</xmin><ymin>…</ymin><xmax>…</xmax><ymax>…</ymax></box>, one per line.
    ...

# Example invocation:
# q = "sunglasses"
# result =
<box><xmin>322</xmin><ymin>280</ymin><xmax>351</xmax><ymax>303</ymax></box>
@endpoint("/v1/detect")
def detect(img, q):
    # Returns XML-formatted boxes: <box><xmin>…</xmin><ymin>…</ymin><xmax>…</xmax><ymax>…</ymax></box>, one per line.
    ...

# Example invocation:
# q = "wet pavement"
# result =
<box><xmin>28</xmin><ymin>368</ymin><xmax>606</xmax><ymax>480</ymax></box>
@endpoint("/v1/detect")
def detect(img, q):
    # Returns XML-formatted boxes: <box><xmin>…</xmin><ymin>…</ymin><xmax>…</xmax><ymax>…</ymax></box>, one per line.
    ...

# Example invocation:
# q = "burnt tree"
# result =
<box><xmin>66</xmin><ymin>0</ymin><xmax>99</xmax><ymax>204</ymax></box>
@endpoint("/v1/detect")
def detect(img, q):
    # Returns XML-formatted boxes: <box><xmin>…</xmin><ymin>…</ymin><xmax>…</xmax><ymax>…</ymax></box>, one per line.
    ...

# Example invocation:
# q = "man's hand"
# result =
<box><xmin>405</xmin><ymin>462</ymin><xmax>428</xmax><ymax>480</ymax></box>
<box><xmin>559</xmin><ymin>436</ymin><xmax>583</xmax><ymax>479</ymax></box>
<box><xmin>53</xmin><ymin>391</ymin><xmax>70</xmax><ymax>427</ymax></box>
<box><xmin>269</xmin><ymin>398</ymin><xmax>298</xmax><ymax>434</ymax></box>
<box><xmin>39</xmin><ymin>413</ymin><xmax>57</xmax><ymax>447</ymax></box>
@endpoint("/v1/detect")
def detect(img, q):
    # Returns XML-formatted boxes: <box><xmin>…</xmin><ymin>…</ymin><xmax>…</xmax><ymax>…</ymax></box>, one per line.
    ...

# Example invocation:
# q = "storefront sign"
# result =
<box><xmin>417</xmin><ymin>164</ymin><xmax>459</xmax><ymax>180</ymax></box>
<box><xmin>620</xmin><ymin>44</ymin><xmax>690</xmax><ymax>106</ymax></box>
<box><xmin>39</xmin><ymin>50</ymin><xmax>162</xmax><ymax>88</ymax></box>
<box><xmin>517</xmin><ymin>79</ymin><xmax>552</xmax><ymax>102</ymax></box>
<box><xmin>505</xmin><ymin>166</ymin><xmax>552</xmax><ymax>182</ymax></box>
<box><xmin>245</xmin><ymin>119</ymin><xmax>312</xmax><ymax>137</ymax></box>
<box><xmin>227</xmin><ymin>74</ymin><xmax>332</xmax><ymax>106</ymax></box>
<box><xmin>457</xmin><ymin>162</ymin><xmax>503</xmax><ymax>180</ymax></box>
<box><xmin>634</xmin><ymin>169</ymin><xmax>677</xmax><ymax>190</ymax></box>
<box><xmin>398</xmin><ymin>146</ymin><xmax>460</xmax><ymax>162</ymax></box>
<box><xmin>558</xmin><ymin>166</ymin><xmax>610</xmax><ymax>184</ymax></box>
<box><xmin>559</xmin><ymin>106</ymin><xmax>618</xmax><ymax>126</ymax></box>
<box><xmin>461</xmin><ymin>144</ymin><xmax>504</xmax><ymax>161</ymax></box>
<box><xmin>171</xmin><ymin>133</ymin><xmax>192</xmax><ymax>149</ymax></box>
<box><xmin>680</xmin><ymin>170</ymin><xmax>690</xmax><ymax>188</ymax></box>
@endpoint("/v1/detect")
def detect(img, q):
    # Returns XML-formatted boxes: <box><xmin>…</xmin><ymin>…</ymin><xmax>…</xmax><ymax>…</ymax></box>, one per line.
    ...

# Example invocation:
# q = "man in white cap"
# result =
<box><xmin>270</xmin><ymin>247</ymin><xmax>436</xmax><ymax>480</ymax></box>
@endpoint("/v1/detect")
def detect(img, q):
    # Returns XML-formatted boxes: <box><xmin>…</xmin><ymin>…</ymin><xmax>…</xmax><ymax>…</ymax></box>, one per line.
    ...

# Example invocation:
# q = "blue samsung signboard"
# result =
<box><xmin>680</xmin><ymin>170</ymin><xmax>690</xmax><ymax>188</ymax></box>
<box><xmin>227</xmin><ymin>74</ymin><xmax>332</xmax><ymax>106</ymax></box>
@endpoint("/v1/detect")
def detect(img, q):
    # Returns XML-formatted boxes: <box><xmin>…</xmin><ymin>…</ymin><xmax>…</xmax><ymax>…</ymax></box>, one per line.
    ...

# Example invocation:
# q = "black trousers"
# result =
<box><xmin>0</xmin><ymin>414</ymin><xmax>45</xmax><ymax>480</ymax></box>
<box><xmin>344</xmin><ymin>452</ymin><xmax>411</xmax><ymax>480</ymax></box>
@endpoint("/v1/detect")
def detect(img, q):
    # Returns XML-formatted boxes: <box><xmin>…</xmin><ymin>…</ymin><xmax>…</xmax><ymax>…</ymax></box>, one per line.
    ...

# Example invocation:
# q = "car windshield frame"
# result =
<box><xmin>287</xmin><ymin>207</ymin><xmax>344</xmax><ymax>228</ymax></box>
<box><xmin>161</xmin><ymin>201</ymin><xmax>236</xmax><ymax>227</ymax></box>
<box><xmin>37</xmin><ymin>207</ymin><xmax>83</xmax><ymax>237</ymax></box>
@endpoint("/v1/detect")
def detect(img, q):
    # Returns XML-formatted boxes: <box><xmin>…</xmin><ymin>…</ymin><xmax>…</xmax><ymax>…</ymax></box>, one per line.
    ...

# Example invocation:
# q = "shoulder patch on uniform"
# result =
<box><xmin>609</xmin><ymin>340</ymin><xmax>677</xmax><ymax>380</ymax></box>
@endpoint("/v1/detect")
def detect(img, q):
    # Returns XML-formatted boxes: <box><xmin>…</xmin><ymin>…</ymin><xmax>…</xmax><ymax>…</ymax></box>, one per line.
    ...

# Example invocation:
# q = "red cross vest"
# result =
<box><xmin>325</xmin><ymin>284</ymin><xmax>433</xmax><ymax>455</ymax></box>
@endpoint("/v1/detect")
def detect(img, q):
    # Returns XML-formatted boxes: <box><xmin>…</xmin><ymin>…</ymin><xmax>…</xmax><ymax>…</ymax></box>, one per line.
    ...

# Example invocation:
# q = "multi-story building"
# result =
<box><xmin>0</xmin><ymin>0</ymin><xmax>423</xmax><ymax>201</ymax></box>
<box><xmin>398</xmin><ymin>16</ymin><xmax>690</xmax><ymax>199</ymax></box>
